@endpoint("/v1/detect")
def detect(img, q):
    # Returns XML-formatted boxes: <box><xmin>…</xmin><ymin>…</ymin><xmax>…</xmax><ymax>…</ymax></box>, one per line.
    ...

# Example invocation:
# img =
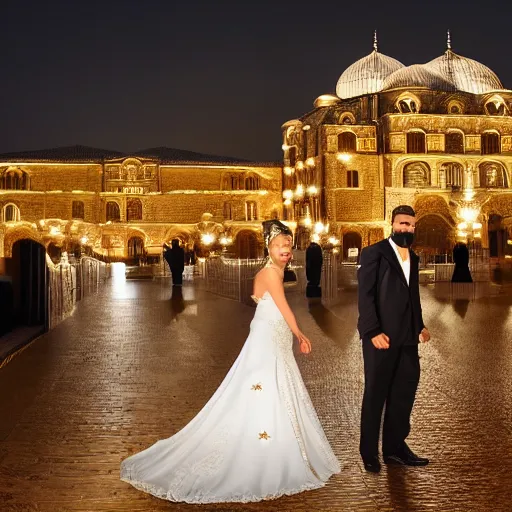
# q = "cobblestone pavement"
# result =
<box><xmin>1</xmin><ymin>275</ymin><xmax>511</xmax><ymax>512</ymax></box>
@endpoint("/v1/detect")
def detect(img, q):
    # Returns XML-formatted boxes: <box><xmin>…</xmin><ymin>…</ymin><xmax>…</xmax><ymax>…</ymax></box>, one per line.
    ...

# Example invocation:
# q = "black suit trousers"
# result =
<box><xmin>360</xmin><ymin>339</ymin><xmax>420</xmax><ymax>459</ymax></box>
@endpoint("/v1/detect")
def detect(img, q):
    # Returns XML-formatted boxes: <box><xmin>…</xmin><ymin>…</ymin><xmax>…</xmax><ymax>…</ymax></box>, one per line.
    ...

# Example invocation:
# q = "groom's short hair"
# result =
<box><xmin>391</xmin><ymin>205</ymin><xmax>416</xmax><ymax>223</ymax></box>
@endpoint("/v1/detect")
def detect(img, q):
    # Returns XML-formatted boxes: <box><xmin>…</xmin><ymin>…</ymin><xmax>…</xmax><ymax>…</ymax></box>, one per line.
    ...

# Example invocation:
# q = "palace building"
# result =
<box><xmin>0</xmin><ymin>146</ymin><xmax>282</xmax><ymax>263</ymax></box>
<box><xmin>281</xmin><ymin>33</ymin><xmax>512</xmax><ymax>261</ymax></box>
<box><xmin>2</xmin><ymin>34</ymin><xmax>512</xmax><ymax>267</ymax></box>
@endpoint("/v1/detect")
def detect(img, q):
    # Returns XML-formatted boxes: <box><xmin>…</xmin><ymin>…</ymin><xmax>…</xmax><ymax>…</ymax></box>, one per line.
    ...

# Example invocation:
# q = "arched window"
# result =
<box><xmin>3</xmin><ymin>203</ymin><xmax>20</xmax><ymax>222</ymax></box>
<box><xmin>481</xmin><ymin>132</ymin><xmax>500</xmax><ymax>155</ymax></box>
<box><xmin>126</xmin><ymin>198</ymin><xmax>143</xmax><ymax>221</ymax></box>
<box><xmin>447</xmin><ymin>100</ymin><xmax>464</xmax><ymax>115</ymax></box>
<box><xmin>397</xmin><ymin>98</ymin><xmax>418</xmax><ymax>113</ymax></box>
<box><xmin>479</xmin><ymin>162</ymin><xmax>508</xmax><ymax>188</ymax></box>
<box><xmin>244</xmin><ymin>176</ymin><xmax>259</xmax><ymax>190</ymax></box>
<box><xmin>1</xmin><ymin>170</ymin><xmax>29</xmax><ymax>190</ymax></box>
<box><xmin>106</xmin><ymin>201</ymin><xmax>121</xmax><ymax>222</ymax></box>
<box><xmin>72</xmin><ymin>200</ymin><xmax>85</xmax><ymax>219</ymax></box>
<box><xmin>245</xmin><ymin>201</ymin><xmax>258</xmax><ymax>221</ymax></box>
<box><xmin>339</xmin><ymin>112</ymin><xmax>356</xmax><ymax>125</ymax></box>
<box><xmin>406</xmin><ymin>132</ymin><xmax>426</xmax><ymax>153</ymax></box>
<box><xmin>230</xmin><ymin>175</ymin><xmax>239</xmax><ymax>190</ymax></box>
<box><xmin>403</xmin><ymin>162</ymin><xmax>430</xmax><ymax>188</ymax></box>
<box><xmin>485</xmin><ymin>97</ymin><xmax>507</xmax><ymax>116</ymax></box>
<box><xmin>445</xmin><ymin>132</ymin><xmax>464</xmax><ymax>154</ymax></box>
<box><xmin>223</xmin><ymin>202</ymin><xmax>233</xmax><ymax>220</ymax></box>
<box><xmin>338</xmin><ymin>132</ymin><xmax>356</xmax><ymax>152</ymax></box>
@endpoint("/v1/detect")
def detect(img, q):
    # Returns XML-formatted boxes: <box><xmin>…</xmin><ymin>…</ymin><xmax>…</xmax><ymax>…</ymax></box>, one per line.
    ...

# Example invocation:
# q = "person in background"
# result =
<box><xmin>163</xmin><ymin>239</ymin><xmax>185</xmax><ymax>286</ymax></box>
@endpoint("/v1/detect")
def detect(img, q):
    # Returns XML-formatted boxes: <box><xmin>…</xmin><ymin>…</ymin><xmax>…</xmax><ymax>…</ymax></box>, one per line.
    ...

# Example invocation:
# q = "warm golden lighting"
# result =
<box><xmin>296</xmin><ymin>161</ymin><xmax>305</xmax><ymax>170</ymax></box>
<box><xmin>201</xmin><ymin>233</ymin><xmax>215</xmax><ymax>245</ymax></box>
<box><xmin>302</xmin><ymin>125</ymin><xmax>311</xmax><ymax>131</ymax></box>
<box><xmin>307</xmin><ymin>186</ymin><xmax>318</xmax><ymax>195</ymax></box>
<box><xmin>219</xmin><ymin>236</ymin><xmax>232</xmax><ymax>246</ymax></box>
<box><xmin>459</xmin><ymin>207</ymin><xmax>478</xmax><ymax>222</ymax></box>
<box><xmin>284</xmin><ymin>166</ymin><xmax>294</xmax><ymax>175</ymax></box>
<box><xmin>311</xmin><ymin>233</ymin><xmax>320</xmax><ymax>242</ymax></box>
<box><xmin>337</xmin><ymin>153</ymin><xmax>352</xmax><ymax>162</ymax></box>
<box><xmin>472</xmin><ymin>222</ymin><xmax>482</xmax><ymax>230</ymax></box>
<box><xmin>306</xmin><ymin>157</ymin><xmax>315</xmax><ymax>167</ymax></box>
<box><xmin>457</xmin><ymin>222</ymin><xmax>468</xmax><ymax>230</ymax></box>
<box><xmin>283</xmin><ymin>189</ymin><xmax>293</xmax><ymax>200</ymax></box>
<box><xmin>314</xmin><ymin>222</ymin><xmax>324</xmax><ymax>234</ymax></box>
<box><xmin>80</xmin><ymin>236</ymin><xmax>88</xmax><ymax>244</ymax></box>
<box><xmin>283</xmin><ymin>199</ymin><xmax>292</xmax><ymax>206</ymax></box>
<box><xmin>49</xmin><ymin>226</ymin><xmax>61</xmax><ymax>235</ymax></box>
<box><xmin>295</xmin><ymin>185</ymin><xmax>304</xmax><ymax>197</ymax></box>
<box><xmin>282</xmin><ymin>144</ymin><xmax>290</xmax><ymax>151</ymax></box>
<box><xmin>304</xmin><ymin>216</ymin><xmax>312</xmax><ymax>227</ymax></box>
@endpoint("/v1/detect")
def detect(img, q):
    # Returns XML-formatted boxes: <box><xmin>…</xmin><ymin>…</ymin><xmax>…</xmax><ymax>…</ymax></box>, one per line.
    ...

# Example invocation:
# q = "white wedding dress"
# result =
<box><xmin>120</xmin><ymin>291</ymin><xmax>340</xmax><ymax>503</ymax></box>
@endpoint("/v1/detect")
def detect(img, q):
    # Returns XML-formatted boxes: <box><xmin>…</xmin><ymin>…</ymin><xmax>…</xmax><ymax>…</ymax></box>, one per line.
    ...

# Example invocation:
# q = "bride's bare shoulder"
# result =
<box><xmin>255</xmin><ymin>266</ymin><xmax>280</xmax><ymax>281</ymax></box>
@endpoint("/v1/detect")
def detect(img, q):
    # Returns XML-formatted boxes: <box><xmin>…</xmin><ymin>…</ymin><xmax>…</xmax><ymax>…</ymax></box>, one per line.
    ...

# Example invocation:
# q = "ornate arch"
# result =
<box><xmin>477</xmin><ymin>160</ymin><xmax>509</xmax><ymax>188</ymax></box>
<box><xmin>402</xmin><ymin>161</ymin><xmax>431</xmax><ymax>188</ymax></box>
<box><xmin>3</xmin><ymin>225</ymin><xmax>43</xmax><ymax>257</ymax></box>
<box><xmin>338</xmin><ymin>112</ymin><xmax>356</xmax><ymax>125</ymax></box>
<box><xmin>413</xmin><ymin>194</ymin><xmax>454</xmax><ymax>224</ymax></box>
<box><xmin>163</xmin><ymin>226</ymin><xmax>194</xmax><ymax>244</ymax></box>
<box><xmin>447</xmin><ymin>99</ymin><xmax>465</xmax><ymax>115</ymax></box>
<box><xmin>395</xmin><ymin>92</ymin><xmax>421</xmax><ymax>113</ymax></box>
<box><xmin>125</xmin><ymin>227</ymin><xmax>151</xmax><ymax>245</ymax></box>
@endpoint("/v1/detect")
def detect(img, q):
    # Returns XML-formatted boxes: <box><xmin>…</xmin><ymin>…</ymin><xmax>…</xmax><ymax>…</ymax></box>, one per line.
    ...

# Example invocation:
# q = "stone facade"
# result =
<box><xmin>281</xmin><ymin>43</ymin><xmax>512</xmax><ymax>260</ymax></box>
<box><xmin>0</xmin><ymin>148</ymin><xmax>282</xmax><ymax>262</ymax></box>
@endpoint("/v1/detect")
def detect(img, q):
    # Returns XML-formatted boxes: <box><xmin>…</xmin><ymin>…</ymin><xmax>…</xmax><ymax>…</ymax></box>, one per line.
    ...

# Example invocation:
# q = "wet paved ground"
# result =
<box><xmin>1</xmin><ymin>273</ymin><xmax>512</xmax><ymax>512</ymax></box>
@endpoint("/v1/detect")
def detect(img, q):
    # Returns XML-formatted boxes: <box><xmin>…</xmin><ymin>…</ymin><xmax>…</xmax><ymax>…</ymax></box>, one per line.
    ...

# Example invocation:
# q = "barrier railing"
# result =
<box><xmin>47</xmin><ymin>256</ymin><xmax>109</xmax><ymax>328</ymax></box>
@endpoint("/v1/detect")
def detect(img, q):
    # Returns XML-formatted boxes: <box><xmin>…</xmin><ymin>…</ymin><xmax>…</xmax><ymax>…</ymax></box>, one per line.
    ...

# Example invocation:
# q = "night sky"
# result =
<box><xmin>2</xmin><ymin>0</ymin><xmax>512</xmax><ymax>162</ymax></box>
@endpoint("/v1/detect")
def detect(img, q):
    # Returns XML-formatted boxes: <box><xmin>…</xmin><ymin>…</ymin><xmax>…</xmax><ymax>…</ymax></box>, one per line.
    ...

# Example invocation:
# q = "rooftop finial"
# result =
<box><xmin>373</xmin><ymin>30</ymin><xmax>378</xmax><ymax>52</ymax></box>
<box><xmin>447</xmin><ymin>29</ymin><xmax>452</xmax><ymax>50</ymax></box>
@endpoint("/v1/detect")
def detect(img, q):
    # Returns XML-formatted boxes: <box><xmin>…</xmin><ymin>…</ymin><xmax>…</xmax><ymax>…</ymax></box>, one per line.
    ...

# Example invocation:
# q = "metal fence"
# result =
<box><xmin>199</xmin><ymin>250</ymin><xmax>347</xmax><ymax>306</ymax></box>
<box><xmin>432</xmin><ymin>261</ymin><xmax>491</xmax><ymax>282</ymax></box>
<box><xmin>202</xmin><ymin>257</ymin><xmax>267</xmax><ymax>304</ymax></box>
<box><xmin>48</xmin><ymin>256</ymin><xmax>109</xmax><ymax>328</ymax></box>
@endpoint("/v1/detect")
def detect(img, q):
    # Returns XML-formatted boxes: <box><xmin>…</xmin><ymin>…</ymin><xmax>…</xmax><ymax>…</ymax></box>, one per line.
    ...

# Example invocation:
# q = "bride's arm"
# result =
<box><xmin>262</xmin><ymin>269</ymin><xmax>312</xmax><ymax>353</ymax></box>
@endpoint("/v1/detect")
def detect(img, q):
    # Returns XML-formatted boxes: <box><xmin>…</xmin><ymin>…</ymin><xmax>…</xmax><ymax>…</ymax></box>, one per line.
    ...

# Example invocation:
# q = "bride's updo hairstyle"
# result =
<box><xmin>262</xmin><ymin>219</ymin><xmax>293</xmax><ymax>249</ymax></box>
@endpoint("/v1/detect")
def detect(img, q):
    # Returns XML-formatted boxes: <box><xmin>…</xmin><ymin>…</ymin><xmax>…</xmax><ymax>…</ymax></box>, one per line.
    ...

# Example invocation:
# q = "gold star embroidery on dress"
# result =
<box><xmin>258</xmin><ymin>431</ymin><xmax>271</xmax><ymax>440</ymax></box>
<box><xmin>251</xmin><ymin>383</ymin><xmax>262</xmax><ymax>391</ymax></box>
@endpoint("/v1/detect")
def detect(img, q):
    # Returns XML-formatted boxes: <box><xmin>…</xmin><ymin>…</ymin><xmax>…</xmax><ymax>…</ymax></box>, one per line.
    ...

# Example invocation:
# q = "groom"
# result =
<box><xmin>357</xmin><ymin>205</ymin><xmax>431</xmax><ymax>473</ymax></box>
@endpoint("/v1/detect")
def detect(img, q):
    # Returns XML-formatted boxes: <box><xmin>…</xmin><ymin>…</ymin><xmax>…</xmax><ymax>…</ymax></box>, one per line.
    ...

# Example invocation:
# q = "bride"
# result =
<box><xmin>120</xmin><ymin>219</ymin><xmax>340</xmax><ymax>503</ymax></box>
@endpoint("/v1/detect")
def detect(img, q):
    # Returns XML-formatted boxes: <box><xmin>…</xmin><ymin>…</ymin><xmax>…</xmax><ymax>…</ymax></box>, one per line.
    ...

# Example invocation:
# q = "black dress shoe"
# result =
<box><xmin>383</xmin><ymin>445</ymin><xmax>429</xmax><ymax>466</ymax></box>
<box><xmin>362</xmin><ymin>456</ymin><xmax>381</xmax><ymax>473</ymax></box>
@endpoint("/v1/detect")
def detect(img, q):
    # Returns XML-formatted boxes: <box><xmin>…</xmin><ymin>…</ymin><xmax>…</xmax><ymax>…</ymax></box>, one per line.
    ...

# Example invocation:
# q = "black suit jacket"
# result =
<box><xmin>357</xmin><ymin>239</ymin><xmax>425</xmax><ymax>346</ymax></box>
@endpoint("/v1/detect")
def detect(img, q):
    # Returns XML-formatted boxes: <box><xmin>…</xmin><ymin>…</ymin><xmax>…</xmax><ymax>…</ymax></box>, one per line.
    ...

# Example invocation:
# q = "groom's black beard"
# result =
<box><xmin>390</xmin><ymin>231</ymin><xmax>414</xmax><ymax>248</ymax></box>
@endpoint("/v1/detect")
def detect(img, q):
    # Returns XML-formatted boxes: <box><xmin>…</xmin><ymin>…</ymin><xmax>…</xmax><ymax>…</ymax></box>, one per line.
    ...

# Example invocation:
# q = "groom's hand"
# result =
<box><xmin>371</xmin><ymin>333</ymin><xmax>390</xmax><ymax>350</ymax></box>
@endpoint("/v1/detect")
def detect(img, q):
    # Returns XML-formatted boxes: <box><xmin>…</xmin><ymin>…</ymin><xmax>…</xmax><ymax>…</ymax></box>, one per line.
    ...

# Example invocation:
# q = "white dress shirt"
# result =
<box><xmin>388</xmin><ymin>237</ymin><xmax>410</xmax><ymax>285</ymax></box>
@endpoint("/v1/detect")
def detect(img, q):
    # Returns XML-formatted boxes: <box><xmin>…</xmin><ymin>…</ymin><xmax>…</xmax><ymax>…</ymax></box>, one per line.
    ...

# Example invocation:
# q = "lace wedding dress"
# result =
<box><xmin>120</xmin><ymin>291</ymin><xmax>340</xmax><ymax>503</ymax></box>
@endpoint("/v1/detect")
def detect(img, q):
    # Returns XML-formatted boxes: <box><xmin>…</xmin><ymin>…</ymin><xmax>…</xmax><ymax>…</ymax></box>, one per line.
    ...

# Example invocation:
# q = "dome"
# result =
<box><xmin>314</xmin><ymin>94</ymin><xmax>341</xmax><ymax>108</ymax></box>
<box><xmin>383</xmin><ymin>64</ymin><xmax>457</xmax><ymax>92</ymax></box>
<box><xmin>336</xmin><ymin>50</ymin><xmax>405</xmax><ymax>99</ymax></box>
<box><xmin>425</xmin><ymin>50</ymin><xmax>504</xmax><ymax>94</ymax></box>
